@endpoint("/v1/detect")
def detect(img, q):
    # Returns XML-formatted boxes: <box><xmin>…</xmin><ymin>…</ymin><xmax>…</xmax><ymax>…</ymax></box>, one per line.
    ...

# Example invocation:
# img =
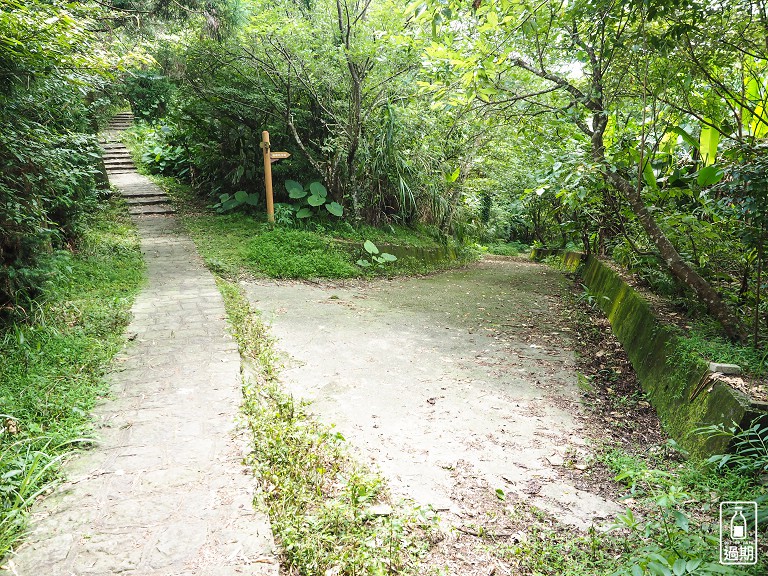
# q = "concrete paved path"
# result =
<box><xmin>244</xmin><ymin>260</ymin><xmax>622</xmax><ymax>530</ymax></box>
<box><xmin>1</xmin><ymin>155</ymin><xmax>277</xmax><ymax>574</ymax></box>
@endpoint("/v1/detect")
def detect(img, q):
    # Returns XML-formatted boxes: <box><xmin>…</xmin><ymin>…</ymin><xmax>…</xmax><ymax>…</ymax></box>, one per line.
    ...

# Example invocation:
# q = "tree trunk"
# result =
<box><xmin>606</xmin><ymin>170</ymin><xmax>746</xmax><ymax>342</ymax></box>
<box><xmin>507</xmin><ymin>35</ymin><xmax>747</xmax><ymax>341</ymax></box>
<box><xmin>754</xmin><ymin>229</ymin><xmax>763</xmax><ymax>348</ymax></box>
<box><xmin>589</xmin><ymin>111</ymin><xmax>746</xmax><ymax>342</ymax></box>
<box><xmin>346</xmin><ymin>68</ymin><xmax>363</xmax><ymax>221</ymax></box>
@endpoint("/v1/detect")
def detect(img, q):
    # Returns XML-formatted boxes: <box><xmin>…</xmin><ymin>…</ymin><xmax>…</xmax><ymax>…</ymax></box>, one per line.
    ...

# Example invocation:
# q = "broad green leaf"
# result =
<box><xmin>307</xmin><ymin>194</ymin><xmax>325</xmax><ymax>207</ymax></box>
<box><xmin>364</xmin><ymin>240</ymin><xmax>379</xmax><ymax>254</ymax></box>
<box><xmin>648</xmin><ymin>561</ymin><xmax>672</xmax><ymax>576</ymax></box>
<box><xmin>245</xmin><ymin>194</ymin><xmax>260</xmax><ymax>206</ymax></box>
<box><xmin>631</xmin><ymin>565</ymin><xmax>643</xmax><ymax>576</ymax></box>
<box><xmin>686</xmin><ymin>559</ymin><xmax>702</xmax><ymax>572</ymax></box>
<box><xmin>356</xmin><ymin>259</ymin><xmax>371</xmax><ymax>267</ymax></box>
<box><xmin>743</xmin><ymin>76</ymin><xmax>760</xmax><ymax>131</ymax></box>
<box><xmin>629</xmin><ymin>148</ymin><xmax>658</xmax><ymax>191</ymax></box>
<box><xmin>699</xmin><ymin>120</ymin><xmax>720</xmax><ymax>166</ymax></box>
<box><xmin>234</xmin><ymin>190</ymin><xmax>248</xmax><ymax>202</ymax></box>
<box><xmin>296</xmin><ymin>207</ymin><xmax>312</xmax><ymax>218</ymax></box>
<box><xmin>643</xmin><ymin>160</ymin><xmax>658</xmax><ymax>190</ymax></box>
<box><xmin>325</xmin><ymin>202</ymin><xmax>343</xmax><ymax>217</ymax></box>
<box><xmin>381</xmin><ymin>253</ymin><xmax>397</xmax><ymax>262</ymax></box>
<box><xmin>744</xmin><ymin>66</ymin><xmax>768</xmax><ymax>137</ymax></box>
<box><xmin>309</xmin><ymin>181</ymin><xmax>328</xmax><ymax>198</ymax></box>
<box><xmin>752</xmin><ymin>101</ymin><xmax>768</xmax><ymax>138</ymax></box>
<box><xmin>286</xmin><ymin>179</ymin><xmax>306</xmax><ymax>198</ymax></box>
<box><xmin>671</xmin><ymin>126</ymin><xmax>699</xmax><ymax>150</ymax></box>
<box><xmin>697</xmin><ymin>166</ymin><xmax>724</xmax><ymax>186</ymax></box>
<box><xmin>484</xmin><ymin>11</ymin><xmax>498</xmax><ymax>30</ymax></box>
<box><xmin>659</xmin><ymin>130</ymin><xmax>676</xmax><ymax>157</ymax></box>
<box><xmin>672</xmin><ymin>559</ymin><xmax>686</xmax><ymax>576</ymax></box>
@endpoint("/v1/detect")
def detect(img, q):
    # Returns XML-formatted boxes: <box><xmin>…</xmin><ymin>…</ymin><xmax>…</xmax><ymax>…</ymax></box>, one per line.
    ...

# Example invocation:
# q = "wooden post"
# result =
<box><xmin>261</xmin><ymin>130</ymin><xmax>275</xmax><ymax>224</ymax></box>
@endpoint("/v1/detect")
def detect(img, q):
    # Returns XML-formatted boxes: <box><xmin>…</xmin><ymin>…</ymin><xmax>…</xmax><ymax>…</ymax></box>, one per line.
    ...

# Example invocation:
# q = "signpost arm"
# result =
<box><xmin>261</xmin><ymin>130</ymin><xmax>275</xmax><ymax>224</ymax></box>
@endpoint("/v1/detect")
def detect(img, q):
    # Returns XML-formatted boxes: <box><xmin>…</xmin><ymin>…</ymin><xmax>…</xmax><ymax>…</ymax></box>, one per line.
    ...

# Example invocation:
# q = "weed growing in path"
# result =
<box><xmin>216</xmin><ymin>280</ymin><xmax>435</xmax><ymax>575</ymax></box>
<box><xmin>0</xmin><ymin>198</ymin><xmax>143</xmax><ymax>559</ymax></box>
<box><xmin>491</xmin><ymin>519</ymin><xmax>612</xmax><ymax>575</ymax></box>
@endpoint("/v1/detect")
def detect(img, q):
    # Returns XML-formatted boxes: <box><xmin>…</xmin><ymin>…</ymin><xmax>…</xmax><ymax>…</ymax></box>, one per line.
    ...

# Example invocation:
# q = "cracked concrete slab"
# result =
<box><xmin>243</xmin><ymin>259</ymin><xmax>623</xmax><ymax>530</ymax></box>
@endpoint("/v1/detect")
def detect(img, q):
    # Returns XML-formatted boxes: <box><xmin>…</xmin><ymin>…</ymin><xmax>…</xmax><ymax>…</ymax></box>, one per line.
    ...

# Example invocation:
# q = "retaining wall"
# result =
<box><xmin>531</xmin><ymin>249</ymin><xmax>767</xmax><ymax>456</ymax></box>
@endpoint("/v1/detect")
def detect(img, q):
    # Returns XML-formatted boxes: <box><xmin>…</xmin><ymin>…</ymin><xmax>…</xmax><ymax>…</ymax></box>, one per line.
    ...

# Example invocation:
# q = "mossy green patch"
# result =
<box><xmin>244</xmin><ymin>229</ymin><xmax>359</xmax><ymax>279</ymax></box>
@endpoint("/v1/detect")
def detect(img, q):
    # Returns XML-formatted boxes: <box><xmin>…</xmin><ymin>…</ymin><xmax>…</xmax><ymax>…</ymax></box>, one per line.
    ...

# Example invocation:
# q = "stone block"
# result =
<box><xmin>709</xmin><ymin>362</ymin><xmax>742</xmax><ymax>375</ymax></box>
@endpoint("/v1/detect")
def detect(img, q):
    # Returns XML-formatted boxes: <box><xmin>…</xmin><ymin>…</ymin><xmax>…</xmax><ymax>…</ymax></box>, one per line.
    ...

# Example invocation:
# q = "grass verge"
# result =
<box><xmin>677</xmin><ymin>320</ymin><xmax>768</xmax><ymax>378</ymax></box>
<box><xmin>596</xmin><ymin>446</ymin><xmax>767</xmax><ymax>576</ymax></box>
<box><xmin>474</xmin><ymin>449</ymin><xmax>768</xmax><ymax>576</ymax></box>
<box><xmin>216</xmin><ymin>279</ymin><xmax>435</xmax><ymax>574</ymax></box>
<box><xmin>0</xmin><ymin>196</ymin><xmax>144</xmax><ymax>559</ymax></box>
<box><xmin>480</xmin><ymin>240</ymin><xmax>530</xmax><ymax>256</ymax></box>
<box><xmin>139</xmin><ymin>172</ymin><xmax>476</xmax><ymax>280</ymax></box>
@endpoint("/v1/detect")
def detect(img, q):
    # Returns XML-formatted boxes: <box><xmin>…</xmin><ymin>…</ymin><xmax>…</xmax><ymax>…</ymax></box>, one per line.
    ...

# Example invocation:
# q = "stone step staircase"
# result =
<box><xmin>108</xmin><ymin>111</ymin><xmax>135</xmax><ymax>131</ymax></box>
<box><xmin>100</xmin><ymin>112</ymin><xmax>175</xmax><ymax>217</ymax></box>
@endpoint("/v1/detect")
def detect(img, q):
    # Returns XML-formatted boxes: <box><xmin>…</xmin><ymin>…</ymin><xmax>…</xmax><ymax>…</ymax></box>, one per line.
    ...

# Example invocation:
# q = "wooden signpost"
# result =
<box><xmin>260</xmin><ymin>130</ymin><xmax>291</xmax><ymax>224</ymax></box>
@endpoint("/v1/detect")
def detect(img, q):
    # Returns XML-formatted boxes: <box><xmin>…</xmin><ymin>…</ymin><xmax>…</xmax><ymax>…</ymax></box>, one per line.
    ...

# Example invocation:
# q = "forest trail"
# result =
<box><xmin>1</xmin><ymin>116</ymin><xmax>278</xmax><ymax>576</ymax></box>
<box><xmin>244</xmin><ymin>257</ymin><xmax>623</xmax><ymax>541</ymax></box>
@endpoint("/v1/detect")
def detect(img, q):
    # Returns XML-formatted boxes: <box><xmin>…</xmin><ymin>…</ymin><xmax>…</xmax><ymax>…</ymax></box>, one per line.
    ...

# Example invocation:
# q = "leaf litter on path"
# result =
<box><xmin>244</xmin><ymin>258</ymin><xmax>643</xmax><ymax>572</ymax></box>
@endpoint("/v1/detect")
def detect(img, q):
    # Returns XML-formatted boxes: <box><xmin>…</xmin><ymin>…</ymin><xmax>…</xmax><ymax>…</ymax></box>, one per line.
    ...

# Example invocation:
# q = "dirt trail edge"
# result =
<box><xmin>244</xmin><ymin>258</ymin><xmax>623</xmax><ymax>531</ymax></box>
<box><xmin>1</xmin><ymin>121</ymin><xmax>278</xmax><ymax>576</ymax></box>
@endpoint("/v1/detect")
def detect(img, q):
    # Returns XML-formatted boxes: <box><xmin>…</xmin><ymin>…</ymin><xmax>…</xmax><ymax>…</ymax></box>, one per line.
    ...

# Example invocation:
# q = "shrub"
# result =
<box><xmin>121</xmin><ymin>71</ymin><xmax>176</xmax><ymax>122</ymax></box>
<box><xmin>0</xmin><ymin>88</ymin><xmax>103</xmax><ymax>316</ymax></box>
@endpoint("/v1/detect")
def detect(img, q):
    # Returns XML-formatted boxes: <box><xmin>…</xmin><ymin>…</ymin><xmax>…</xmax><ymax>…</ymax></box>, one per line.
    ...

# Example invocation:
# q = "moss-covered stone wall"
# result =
<box><xmin>531</xmin><ymin>249</ymin><xmax>765</xmax><ymax>456</ymax></box>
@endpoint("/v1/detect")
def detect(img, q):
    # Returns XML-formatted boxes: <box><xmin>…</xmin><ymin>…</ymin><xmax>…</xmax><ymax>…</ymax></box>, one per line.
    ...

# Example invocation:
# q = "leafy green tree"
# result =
<box><xmin>420</xmin><ymin>0</ymin><xmax>753</xmax><ymax>340</ymax></box>
<box><xmin>136</xmin><ymin>0</ymin><xmax>472</xmax><ymax>226</ymax></box>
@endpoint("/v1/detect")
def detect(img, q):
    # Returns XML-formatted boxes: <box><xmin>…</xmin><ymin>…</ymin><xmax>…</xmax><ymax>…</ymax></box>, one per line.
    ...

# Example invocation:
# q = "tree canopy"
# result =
<box><xmin>4</xmin><ymin>0</ymin><xmax>768</xmax><ymax>342</ymax></box>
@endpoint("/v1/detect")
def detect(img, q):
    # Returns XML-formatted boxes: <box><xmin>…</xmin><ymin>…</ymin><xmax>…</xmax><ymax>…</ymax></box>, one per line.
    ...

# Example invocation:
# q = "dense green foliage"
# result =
<box><xmin>0</xmin><ymin>1</ymin><xmax>115</xmax><ymax>314</ymax></box>
<box><xmin>6</xmin><ymin>0</ymin><xmax>768</xmax><ymax>338</ymax></box>
<box><xmin>0</xmin><ymin>0</ymin><xmax>150</xmax><ymax>559</ymax></box>
<box><xmin>602</xmin><ymin>444</ymin><xmax>767</xmax><ymax>576</ymax></box>
<box><xmin>109</xmin><ymin>0</ymin><xmax>768</xmax><ymax>346</ymax></box>
<box><xmin>0</xmin><ymin>200</ymin><xmax>143</xmax><ymax>557</ymax></box>
<box><xmin>119</xmin><ymin>0</ymin><xmax>479</xmax><ymax>232</ymax></box>
<box><xmin>0</xmin><ymin>0</ymin><xmax>207</xmax><ymax>314</ymax></box>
